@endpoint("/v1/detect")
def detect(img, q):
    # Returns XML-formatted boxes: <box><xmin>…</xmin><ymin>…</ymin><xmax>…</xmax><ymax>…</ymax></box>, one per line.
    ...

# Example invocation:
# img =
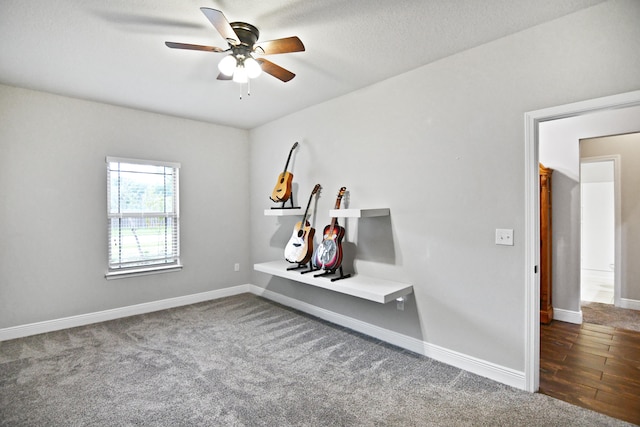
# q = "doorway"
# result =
<box><xmin>580</xmin><ymin>158</ymin><xmax>616</xmax><ymax>305</ymax></box>
<box><xmin>523</xmin><ymin>90</ymin><xmax>640</xmax><ymax>393</ymax></box>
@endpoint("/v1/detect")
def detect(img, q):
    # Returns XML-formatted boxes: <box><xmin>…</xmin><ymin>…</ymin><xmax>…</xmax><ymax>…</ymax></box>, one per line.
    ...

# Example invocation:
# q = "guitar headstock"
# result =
<box><xmin>312</xmin><ymin>183</ymin><xmax>321</xmax><ymax>195</ymax></box>
<box><xmin>332</xmin><ymin>186</ymin><xmax>347</xmax><ymax>210</ymax></box>
<box><xmin>291</xmin><ymin>141</ymin><xmax>299</xmax><ymax>150</ymax></box>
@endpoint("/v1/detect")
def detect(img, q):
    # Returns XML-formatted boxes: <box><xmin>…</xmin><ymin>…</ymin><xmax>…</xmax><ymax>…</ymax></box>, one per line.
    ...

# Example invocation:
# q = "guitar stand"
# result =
<box><xmin>300</xmin><ymin>265</ymin><xmax>320</xmax><ymax>275</ymax></box>
<box><xmin>271</xmin><ymin>196</ymin><xmax>300</xmax><ymax>210</ymax></box>
<box><xmin>314</xmin><ymin>266</ymin><xmax>351</xmax><ymax>282</ymax></box>
<box><xmin>286</xmin><ymin>263</ymin><xmax>313</xmax><ymax>273</ymax></box>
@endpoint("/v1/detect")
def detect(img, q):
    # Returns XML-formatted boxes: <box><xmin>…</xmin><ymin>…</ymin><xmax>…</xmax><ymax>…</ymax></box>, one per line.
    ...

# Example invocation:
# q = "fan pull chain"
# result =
<box><xmin>237</xmin><ymin>81</ymin><xmax>253</xmax><ymax>100</ymax></box>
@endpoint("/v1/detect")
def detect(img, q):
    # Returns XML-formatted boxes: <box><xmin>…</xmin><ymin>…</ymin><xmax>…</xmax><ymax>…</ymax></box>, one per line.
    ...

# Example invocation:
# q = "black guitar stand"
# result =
<box><xmin>300</xmin><ymin>265</ymin><xmax>320</xmax><ymax>275</ymax></box>
<box><xmin>286</xmin><ymin>263</ymin><xmax>314</xmax><ymax>274</ymax></box>
<box><xmin>270</xmin><ymin>196</ymin><xmax>299</xmax><ymax>210</ymax></box>
<box><xmin>314</xmin><ymin>266</ymin><xmax>351</xmax><ymax>282</ymax></box>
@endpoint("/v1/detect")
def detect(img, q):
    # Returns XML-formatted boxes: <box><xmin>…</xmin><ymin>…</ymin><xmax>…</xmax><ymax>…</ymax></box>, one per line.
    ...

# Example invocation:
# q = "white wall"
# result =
<box><xmin>0</xmin><ymin>85</ymin><xmax>251</xmax><ymax>328</ymax></box>
<box><xmin>249</xmin><ymin>0</ymin><xmax>640</xmax><ymax>373</ymax></box>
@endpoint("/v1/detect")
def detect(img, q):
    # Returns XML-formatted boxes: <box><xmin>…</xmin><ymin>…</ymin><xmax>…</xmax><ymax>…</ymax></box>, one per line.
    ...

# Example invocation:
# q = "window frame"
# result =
<box><xmin>105</xmin><ymin>156</ymin><xmax>182</xmax><ymax>279</ymax></box>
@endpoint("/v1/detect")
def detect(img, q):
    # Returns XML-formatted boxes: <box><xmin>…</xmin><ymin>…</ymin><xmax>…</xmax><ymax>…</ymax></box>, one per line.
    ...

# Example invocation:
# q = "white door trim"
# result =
<box><xmin>524</xmin><ymin>90</ymin><xmax>640</xmax><ymax>392</ymax></box>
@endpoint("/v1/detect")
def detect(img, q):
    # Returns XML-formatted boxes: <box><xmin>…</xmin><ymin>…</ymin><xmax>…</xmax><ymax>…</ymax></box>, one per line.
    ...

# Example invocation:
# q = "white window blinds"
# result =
<box><xmin>106</xmin><ymin>157</ymin><xmax>181</xmax><ymax>275</ymax></box>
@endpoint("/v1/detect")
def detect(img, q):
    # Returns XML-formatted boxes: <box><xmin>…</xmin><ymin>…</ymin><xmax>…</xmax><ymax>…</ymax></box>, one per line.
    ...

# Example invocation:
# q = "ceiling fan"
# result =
<box><xmin>165</xmin><ymin>8</ymin><xmax>305</xmax><ymax>83</ymax></box>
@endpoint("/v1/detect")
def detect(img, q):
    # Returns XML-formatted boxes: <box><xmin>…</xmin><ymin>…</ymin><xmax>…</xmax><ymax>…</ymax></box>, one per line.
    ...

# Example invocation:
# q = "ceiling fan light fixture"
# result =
<box><xmin>232</xmin><ymin>64</ymin><xmax>248</xmax><ymax>83</ymax></box>
<box><xmin>245</xmin><ymin>57</ymin><xmax>262</xmax><ymax>79</ymax></box>
<box><xmin>218</xmin><ymin>55</ymin><xmax>237</xmax><ymax>76</ymax></box>
<box><xmin>167</xmin><ymin>9</ymin><xmax>304</xmax><ymax>86</ymax></box>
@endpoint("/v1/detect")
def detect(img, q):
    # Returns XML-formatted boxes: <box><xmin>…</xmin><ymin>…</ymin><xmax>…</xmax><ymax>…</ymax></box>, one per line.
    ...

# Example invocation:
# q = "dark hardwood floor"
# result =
<box><xmin>540</xmin><ymin>320</ymin><xmax>640</xmax><ymax>425</ymax></box>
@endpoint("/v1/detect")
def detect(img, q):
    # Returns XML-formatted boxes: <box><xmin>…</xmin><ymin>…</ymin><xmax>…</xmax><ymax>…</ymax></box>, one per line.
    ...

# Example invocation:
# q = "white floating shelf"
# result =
<box><xmin>264</xmin><ymin>208</ymin><xmax>303</xmax><ymax>216</ymax></box>
<box><xmin>254</xmin><ymin>260</ymin><xmax>412</xmax><ymax>304</ymax></box>
<box><xmin>329</xmin><ymin>208</ymin><xmax>390</xmax><ymax>218</ymax></box>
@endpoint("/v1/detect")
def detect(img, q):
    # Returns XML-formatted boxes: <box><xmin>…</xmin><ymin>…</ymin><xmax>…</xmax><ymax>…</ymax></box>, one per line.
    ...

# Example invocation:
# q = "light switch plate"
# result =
<box><xmin>495</xmin><ymin>229</ymin><xmax>514</xmax><ymax>246</ymax></box>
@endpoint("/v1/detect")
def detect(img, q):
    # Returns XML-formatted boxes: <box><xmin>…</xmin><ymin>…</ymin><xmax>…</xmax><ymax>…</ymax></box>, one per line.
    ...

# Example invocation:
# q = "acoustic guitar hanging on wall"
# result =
<box><xmin>270</xmin><ymin>142</ymin><xmax>298</xmax><ymax>206</ymax></box>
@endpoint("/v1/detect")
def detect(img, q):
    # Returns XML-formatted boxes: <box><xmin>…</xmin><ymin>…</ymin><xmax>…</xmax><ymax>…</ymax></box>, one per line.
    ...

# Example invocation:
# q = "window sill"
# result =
<box><xmin>105</xmin><ymin>264</ymin><xmax>183</xmax><ymax>280</ymax></box>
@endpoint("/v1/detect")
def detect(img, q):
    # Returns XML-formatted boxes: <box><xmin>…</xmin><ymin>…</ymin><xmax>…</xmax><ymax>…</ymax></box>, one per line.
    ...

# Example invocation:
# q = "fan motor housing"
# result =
<box><xmin>230</xmin><ymin>22</ymin><xmax>259</xmax><ymax>48</ymax></box>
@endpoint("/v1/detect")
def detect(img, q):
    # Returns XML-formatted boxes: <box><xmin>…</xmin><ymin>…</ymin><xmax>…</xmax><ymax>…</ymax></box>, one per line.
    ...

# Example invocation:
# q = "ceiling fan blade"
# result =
<box><xmin>217</xmin><ymin>73</ymin><xmax>232</xmax><ymax>80</ymax></box>
<box><xmin>200</xmin><ymin>8</ymin><xmax>238</xmax><ymax>45</ymax></box>
<box><xmin>256</xmin><ymin>58</ymin><xmax>296</xmax><ymax>82</ymax></box>
<box><xmin>165</xmin><ymin>41</ymin><xmax>226</xmax><ymax>52</ymax></box>
<box><xmin>254</xmin><ymin>36</ymin><xmax>305</xmax><ymax>55</ymax></box>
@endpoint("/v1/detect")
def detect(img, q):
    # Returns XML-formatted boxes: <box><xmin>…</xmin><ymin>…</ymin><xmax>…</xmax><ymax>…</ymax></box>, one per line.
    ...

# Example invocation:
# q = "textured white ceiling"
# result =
<box><xmin>0</xmin><ymin>0</ymin><xmax>606</xmax><ymax>129</ymax></box>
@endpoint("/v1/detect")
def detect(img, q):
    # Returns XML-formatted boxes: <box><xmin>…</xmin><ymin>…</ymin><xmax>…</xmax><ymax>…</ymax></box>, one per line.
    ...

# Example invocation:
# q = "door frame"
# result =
<box><xmin>523</xmin><ymin>90</ymin><xmax>640</xmax><ymax>392</ymax></box>
<box><xmin>579</xmin><ymin>155</ymin><xmax>621</xmax><ymax>307</ymax></box>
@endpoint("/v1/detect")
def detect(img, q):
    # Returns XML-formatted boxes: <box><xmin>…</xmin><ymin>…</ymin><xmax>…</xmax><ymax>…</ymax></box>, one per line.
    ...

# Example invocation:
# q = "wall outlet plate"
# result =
<box><xmin>495</xmin><ymin>229</ymin><xmax>514</xmax><ymax>246</ymax></box>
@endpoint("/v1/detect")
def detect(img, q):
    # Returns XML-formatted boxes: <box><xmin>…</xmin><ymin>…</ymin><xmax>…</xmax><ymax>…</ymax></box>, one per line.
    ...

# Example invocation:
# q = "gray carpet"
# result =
<box><xmin>581</xmin><ymin>301</ymin><xmax>640</xmax><ymax>332</ymax></box>
<box><xmin>0</xmin><ymin>294</ymin><xmax>633</xmax><ymax>426</ymax></box>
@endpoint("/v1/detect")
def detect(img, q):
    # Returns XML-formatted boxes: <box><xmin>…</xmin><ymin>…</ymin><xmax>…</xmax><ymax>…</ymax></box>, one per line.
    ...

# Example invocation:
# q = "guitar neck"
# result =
<box><xmin>281</xmin><ymin>142</ymin><xmax>298</xmax><ymax>175</ymax></box>
<box><xmin>301</xmin><ymin>184</ymin><xmax>320</xmax><ymax>226</ymax></box>
<box><xmin>328</xmin><ymin>217</ymin><xmax>338</xmax><ymax>233</ymax></box>
<box><xmin>328</xmin><ymin>187</ymin><xmax>346</xmax><ymax>232</ymax></box>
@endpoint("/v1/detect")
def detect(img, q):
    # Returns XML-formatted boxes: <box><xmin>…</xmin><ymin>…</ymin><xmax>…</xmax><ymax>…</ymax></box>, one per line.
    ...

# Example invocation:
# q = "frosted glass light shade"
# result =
<box><xmin>233</xmin><ymin>65</ymin><xmax>248</xmax><ymax>83</ymax></box>
<box><xmin>218</xmin><ymin>55</ymin><xmax>237</xmax><ymax>76</ymax></box>
<box><xmin>245</xmin><ymin>57</ymin><xmax>262</xmax><ymax>78</ymax></box>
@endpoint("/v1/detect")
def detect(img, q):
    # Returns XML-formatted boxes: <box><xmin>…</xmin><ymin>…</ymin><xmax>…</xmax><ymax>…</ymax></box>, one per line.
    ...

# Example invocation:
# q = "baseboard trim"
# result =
<box><xmin>1</xmin><ymin>284</ymin><xmax>526</xmax><ymax>390</ymax></box>
<box><xmin>619</xmin><ymin>298</ymin><xmax>640</xmax><ymax>311</ymax></box>
<box><xmin>250</xmin><ymin>285</ymin><xmax>526</xmax><ymax>390</ymax></box>
<box><xmin>553</xmin><ymin>307</ymin><xmax>583</xmax><ymax>324</ymax></box>
<box><xmin>0</xmin><ymin>285</ymin><xmax>251</xmax><ymax>342</ymax></box>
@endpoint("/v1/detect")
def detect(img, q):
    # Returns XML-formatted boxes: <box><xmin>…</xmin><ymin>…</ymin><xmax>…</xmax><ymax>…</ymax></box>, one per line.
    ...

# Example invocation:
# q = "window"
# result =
<box><xmin>106</xmin><ymin>157</ymin><xmax>181</xmax><ymax>278</ymax></box>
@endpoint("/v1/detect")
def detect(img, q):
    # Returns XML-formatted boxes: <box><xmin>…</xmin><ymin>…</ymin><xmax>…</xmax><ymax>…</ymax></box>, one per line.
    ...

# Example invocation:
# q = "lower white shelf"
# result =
<box><xmin>254</xmin><ymin>260</ymin><xmax>413</xmax><ymax>304</ymax></box>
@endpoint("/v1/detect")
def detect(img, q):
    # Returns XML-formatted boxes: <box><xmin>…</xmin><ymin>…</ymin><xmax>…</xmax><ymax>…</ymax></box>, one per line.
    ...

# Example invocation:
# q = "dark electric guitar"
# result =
<box><xmin>313</xmin><ymin>187</ymin><xmax>346</xmax><ymax>271</ymax></box>
<box><xmin>270</xmin><ymin>142</ymin><xmax>298</xmax><ymax>203</ymax></box>
<box><xmin>284</xmin><ymin>184</ymin><xmax>321</xmax><ymax>264</ymax></box>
